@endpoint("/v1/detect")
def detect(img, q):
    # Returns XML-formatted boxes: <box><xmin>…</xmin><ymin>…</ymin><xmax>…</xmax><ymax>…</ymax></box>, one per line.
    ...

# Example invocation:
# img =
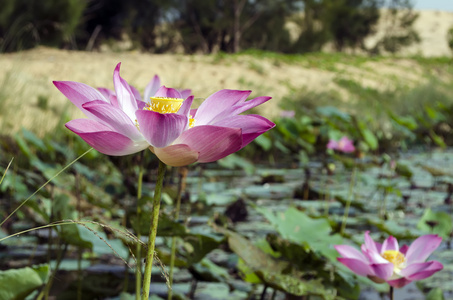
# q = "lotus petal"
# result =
<box><xmin>175</xmin><ymin>125</ymin><xmax>242</xmax><ymax>163</ymax></box>
<box><xmin>194</xmin><ymin>89</ymin><xmax>251</xmax><ymax>125</ymax></box>
<box><xmin>335</xmin><ymin>245</ymin><xmax>368</xmax><ymax>261</ymax></box>
<box><xmin>337</xmin><ymin>258</ymin><xmax>373</xmax><ymax>276</ymax></box>
<box><xmin>136</xmin><ymin>110</ymin><xmax>187</xmax><ymax>148</ymax></box>
<box><xmin>213</xmin><ymin>114</ymin><xmax>275</xmax><ymax>147</ymax></box>
<box><xmin>53</xmin><ymin>81</ymin><xmax>108</xmax><ymax>119</ymax></box>
<box><xmin>66</xmin><ymin>119</ymin><xmax>148</xmax><ymax>155</ymax></box>
<box><xmin>405</xmin><ymin>235</ymin><xmax>442</xmax><ymax>264</ymax></box>
<box><xmin>401</xmin><ymin>261</ymin><xmax>443</xmax><ymax>280</ymax></box>
<box><xmin>113</xmin><ymin>63</ymin><xmax>138</xmax><ymax>121</ymax></box>
<box><xmin>152</xmin><ymin>144</ymin><xmax>199</xmax><ymax>167</ymax></box>
<box><xmin>381</xmin><ymin>236</ymin><xmax>399</xmax><ymax>252</ymax></box>
<box><xmin>82</xmin><ymin>100</ymin><xmax>143</xmax><ymax>141</ymax></box>
<box><xmin>144</xmin><ymin>75</ymin><xmax>161</xmax><ymax>101</ymax></box>
<box><xmin>370</xmin><ymin>263</ymin><xmax>394</xmax><ymax>280</ymax></box>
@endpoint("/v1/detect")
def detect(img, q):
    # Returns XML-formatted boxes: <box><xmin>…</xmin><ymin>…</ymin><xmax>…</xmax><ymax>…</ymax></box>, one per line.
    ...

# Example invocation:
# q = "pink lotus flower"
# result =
<box><xmin>53</xmin><ymin>63</ymin><xmax>275</xmax><ymax>167</ymax></box>
<box><xmin>335</xmin><ymin>231</ymin><xmax>443</xmax><ymax>288</ymax></box>
<box><xmin>327</xmin><ymin>136</ymin><xmax>355</xmax><ymax>153</ymax></box>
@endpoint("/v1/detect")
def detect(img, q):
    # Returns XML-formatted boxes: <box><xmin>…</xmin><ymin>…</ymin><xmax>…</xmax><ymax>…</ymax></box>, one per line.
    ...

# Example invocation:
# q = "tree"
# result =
<box><xmin>321</xmin><ymin>0</ymin><xmax>382</xmax><ymax>51</ymax></box>
<box><xmin>290</xmin><ymin>0</ymin><xmax>331</xmax><ymax>53</ymax></box>
<box><xmin>0</xmin><ymin>0</ymin><xmax>86</xmax><ymax>52</ymax></box>
<box><xmin>172</xmin><ymin>0</ymin><xmax>298</xmax><ymax>54</ymax></box>
<box><xmin>78</xmin><ymin>0</ymin><xmax>177</xmax><ymax>52</ymax></box>
<box><xmin>371</xmin><ymin>0</ymin><xmax>419</xmax><ymax>54</ymax></box>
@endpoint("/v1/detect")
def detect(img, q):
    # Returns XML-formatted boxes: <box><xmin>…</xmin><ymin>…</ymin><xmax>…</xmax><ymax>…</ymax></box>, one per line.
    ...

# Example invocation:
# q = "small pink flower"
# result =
<box><xmin>54</xmin><ymin>63</ymin><xmax>275</xmax><ymax>167</ymax></box>
<box><xmin>279</xmin><ymin>110</ymin><xmax>295</xmax><ymax>118</ymax></box>
<box><xmin>327</xmin><ymin>136</ymin><xmax>355</xmax><ymax>153</ymax></box>
<box><xmin>335</xmin><ymin>231</ymin><xmax>443</xmax><ymax>288</ymax></box>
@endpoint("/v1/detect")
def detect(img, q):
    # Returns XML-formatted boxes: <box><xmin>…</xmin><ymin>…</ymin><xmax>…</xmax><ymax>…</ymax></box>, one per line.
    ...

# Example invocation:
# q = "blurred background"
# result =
<box><xmin>0</xmin><ymin>0</ymin><xmax>441</xmax><ymax>54</ymax></box>
<box><xmin>1</xmin><ymin>1</ymin><xmax>453</xmax><ymax>299</ymax></box>
<box><xmin>1</xmin><ymin>0</ymin><xmax>453</xmax><ymax>136</ymax></box>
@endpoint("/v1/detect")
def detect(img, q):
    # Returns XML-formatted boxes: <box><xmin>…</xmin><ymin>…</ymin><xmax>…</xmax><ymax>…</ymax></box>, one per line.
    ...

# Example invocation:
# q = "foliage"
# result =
<box><xmin>220</xmin><ymin>228</ymin><xmax>339</xmax><ymax>299</ymax></box>
<box><xmin>417</xmin><ymin>208</ymin><xmax>453</xmax><ymax>239</ymax></box>
<box><xmin>0</xmin><ymin>264</ymin><xmax>49</xmax><ymax>299</ymax></box>
<box><xmin>447</xmin><ymin>26</ymin><xmax>453</xmax><ymax>54</ymax></box>
<box><xmin>290</xmin><ymin>0</ymin><xmax>330</xmax><ymax>53</ymax></box>
<box><xmin>170</xmin><ymin>0</ymin><xmax>297</xmax><ymax>54</ymax></box>
<box><xmin>1</xmin><ymin>50</ymin><xmax>452</xmax><ymax>298</ymax></box>
<box><xmin>371</xmin><ymin>0</ymin><xmax>420</xmax><ymax>54</ymax></box>
<box><xmin>0</xmin><ymin>0</ymin><xmax>420</xmax><ymax>54</ymax></box>
<box><xmin>0</xmin><ymin>0</ymin><xmax>86</xmax><ymax>52</ymax></box>
<box><xmin>246</xmin><ymin>75</ymin><xmax>453</xmax><ymax>165</ymax></box>
<box><xmin>79</xmin><ymin>0</ymin><xmax>177</xmax><ymax>52</ymax></box>
<box><xmin>322</xmin><ymin>0</ymin><xmax>381</xmax><ymax>51</ymax></box>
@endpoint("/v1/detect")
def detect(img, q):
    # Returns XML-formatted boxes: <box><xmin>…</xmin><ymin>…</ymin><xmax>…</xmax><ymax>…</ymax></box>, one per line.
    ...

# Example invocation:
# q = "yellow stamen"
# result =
<box><xmin>381</xmin><ymin>250</ymin><xmax>406</xmax><ymax>272</ymax></box>
<box><xmin>146</xmin><ymin>97</ymin><xmax>183</xmax><ymax>114</ymax></box>
<box><xmin>189</xmin><ymin>116</ymin><xmax>196</xmax><ymax>128</ymax></box>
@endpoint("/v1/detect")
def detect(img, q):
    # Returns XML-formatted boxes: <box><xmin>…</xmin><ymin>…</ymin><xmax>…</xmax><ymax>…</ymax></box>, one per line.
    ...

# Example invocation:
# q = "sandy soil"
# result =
<box><xmin>366</xmin><ymin>9</ymin><xmax>453</xmax><ymax>56</ymax></box>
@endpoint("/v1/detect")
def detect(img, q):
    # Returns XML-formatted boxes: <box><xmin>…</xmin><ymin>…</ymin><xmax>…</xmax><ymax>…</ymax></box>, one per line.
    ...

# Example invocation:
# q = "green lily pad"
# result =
<box><xmin>256</xmin><ymin>206</ymin><xmax>343</xmax><ymax>261</ymax></box>
<box><xmin>0</xmin><ymin>264</ymin><xmax>49</xmax><ymax>300</ymax></box>
<box><xmin>417</xmin><ymin>208</ymin><xmax>453</xmax><ymax>239</ymax></box>
<box><xmin>219</xmin><ymin>228</ymin><xmax>336</xmax><ymax>299</ymax></box>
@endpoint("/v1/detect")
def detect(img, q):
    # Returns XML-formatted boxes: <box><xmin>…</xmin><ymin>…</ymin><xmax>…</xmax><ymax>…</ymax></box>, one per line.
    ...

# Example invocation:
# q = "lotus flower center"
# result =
<box><xmin>147</xmin><ymin>97</ymin><xmax>183</xmax><ymax>114</ymax></box>
<box><xmin>381</xmin><ymin>250</ymin><xmax>406</xmax><ymax>273</ymax></box>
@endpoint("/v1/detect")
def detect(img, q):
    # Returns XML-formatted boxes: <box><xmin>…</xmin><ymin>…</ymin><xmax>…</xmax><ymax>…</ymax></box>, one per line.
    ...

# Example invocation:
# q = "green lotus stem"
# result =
<box><xmin>142</xmin><ymin>160</ymin><xmax>167</xmax><ymax>300</ymax></box>
<box><xmin>136</xmin><ymin>165</ymin><xmax>144</xmax><ymax>300</ymax></box>
<box><xmin>167</xmin><ymin>237</ymin><xmax>177</xmax><ymax>300</ymax></box>
<box><xmin>168</xmin><ymin>167</ymin><xmax>188</xmax><ymax>300</ymax></box>
<box><xmin>389</xmin><ymin>286</ymin><xmax>394</xmax><ymax>300</ymax></box>
<box><xmin>77</xmin><ymin>247</ymin><xmax>82</xmax><ymax>300</ymax></box>
<box><xmin>340</xmin><ymin>165</ymin><xmax>357</xmax><ymax>235</ymax></box>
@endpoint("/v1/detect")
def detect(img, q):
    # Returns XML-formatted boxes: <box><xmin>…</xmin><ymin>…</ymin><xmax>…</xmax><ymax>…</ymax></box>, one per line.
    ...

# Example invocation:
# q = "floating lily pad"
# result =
<box><xmin>0</xmin><ymin>264</ymin><xmax>49</xmax><ymax>300</ymax></box>
<box><xmin>256</xmin><ymin>206</ymin><xmax>343</xmax><ymax>261</ymax></box>
<box><xmin>417</xmin><ymin>208</ymin><xmax>453</xmax><ymax>239</ymax></box>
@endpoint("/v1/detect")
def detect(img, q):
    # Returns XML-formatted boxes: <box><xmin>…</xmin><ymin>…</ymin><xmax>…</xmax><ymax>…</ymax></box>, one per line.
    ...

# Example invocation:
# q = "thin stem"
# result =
<box><xmin>136</xmin><ymin>165</ymin><xmax>144</xmax><ymax>300</ymax></box>
<box><xmin>0</xmin><ymin>221</ymin><xmax>79</xmax><ymax>242</ymax></box>
<box><xmin>77</xmin><ymin>247</ymin><xmax>82</xmax><ymax>300</ymax></box>
<box><xmin>260</xmin><ymin>285</ymin><xmax>268</xmax><ymax>300</ymax></box>
<box><xmin>44</xmin><ymin>243</ymin><xmax>68</xmax><ymax>299</ymax></box>
<box><xmin>142</xmin><ymin>160</ymin><xmax>167</xmax><ymax>300</ymax></box>
<box><xmin>75</xmin><ymin>172</ymin><xmax>83</xmax><ymax>300</ymax></box>
<box><xmin>168</xmin><ymin>167</ymin><xmax>188</xmax><ymax>300</ymax></box>
<box><xmin>381</xmin><ymin>190</ymin><xmax>388</xmax><ymax>220</ymax></box>
<box><xmin>0</xmin><ymin>157</ymin><xmax>14</xmax><ymax>185</ymax></box>
<box><xmin>340</xmin><ymin>165</ymin><xmax>357</xmax><ymax>235</ymax></box>
<box><xmin>323</xmin><ymin>169</ymin><xmax>329</xmax><ymax>217</ymax></box>
<box><xmin>389</xmin><ymin>286</ymin><xmax>394</xmax><ymax>300</ymax></box>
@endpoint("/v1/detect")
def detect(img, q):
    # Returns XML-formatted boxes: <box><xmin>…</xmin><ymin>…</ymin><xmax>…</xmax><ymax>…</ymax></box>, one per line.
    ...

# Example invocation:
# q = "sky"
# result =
<box><xmin>413</xmin><ymin>0</ymin><xmax>453</xmax><ymax>11</ymax></box>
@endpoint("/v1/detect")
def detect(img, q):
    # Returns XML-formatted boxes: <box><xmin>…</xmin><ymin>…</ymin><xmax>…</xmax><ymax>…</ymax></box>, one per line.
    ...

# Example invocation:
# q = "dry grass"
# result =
<box><xmin>0</xmin><ymin>47</ymin><xmax>452</xmax><ymax>136</ymax></box>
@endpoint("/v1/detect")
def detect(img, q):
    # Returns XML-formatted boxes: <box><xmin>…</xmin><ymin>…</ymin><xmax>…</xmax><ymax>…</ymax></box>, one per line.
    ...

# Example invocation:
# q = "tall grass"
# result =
<box><xmin>0</xmin><ymin>66</ymin><xmax>71</xmax><ymax>137</ymax></box>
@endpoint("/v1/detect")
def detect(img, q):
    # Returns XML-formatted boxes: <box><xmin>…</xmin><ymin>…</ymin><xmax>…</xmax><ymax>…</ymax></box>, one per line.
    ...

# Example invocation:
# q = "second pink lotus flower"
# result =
<box><xmin>327</xmin><ymin>136</ymin><xmax>355</xmax><ymax>153</ymax></box>
<box><xmin>54</xmin><ymin>63</ymin><xmax>275</xmax><ymax>166</ymax></box>
<box><xmin>335</xmin><ymin>231</ymin><xmax>443</xmax><ymax>288</ymax></box>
